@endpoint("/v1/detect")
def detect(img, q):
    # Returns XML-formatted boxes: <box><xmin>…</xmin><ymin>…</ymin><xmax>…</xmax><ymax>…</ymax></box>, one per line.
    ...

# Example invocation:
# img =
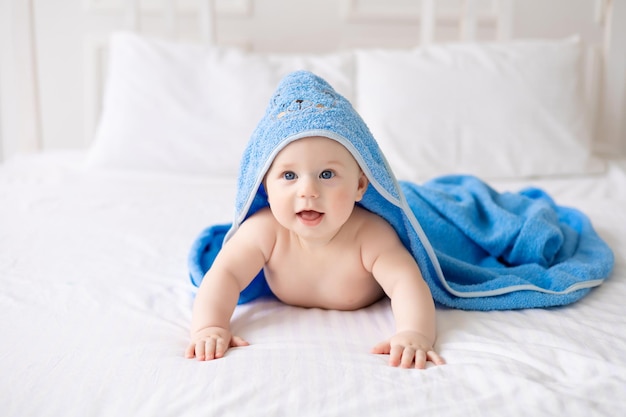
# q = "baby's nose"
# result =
<box><xmin>299</xmin><ymin>177</ymin><xmax>319</xmax><ymax>198</ymax></box>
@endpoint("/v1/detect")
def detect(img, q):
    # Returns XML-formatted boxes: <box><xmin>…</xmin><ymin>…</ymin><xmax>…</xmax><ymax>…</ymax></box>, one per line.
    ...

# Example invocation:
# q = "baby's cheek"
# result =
<box><xmin>330</xmin><ymin>200</ymin><xmax>357</xmax><ymax>222</ymax></box>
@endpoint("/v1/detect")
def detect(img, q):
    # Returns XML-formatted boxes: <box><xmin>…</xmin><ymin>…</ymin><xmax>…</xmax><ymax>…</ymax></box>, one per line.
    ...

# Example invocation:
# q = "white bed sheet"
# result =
<box><xmin>1</xmin><ymin>151</ymin><xmax>625</xmax><ymax>417</ymax></box>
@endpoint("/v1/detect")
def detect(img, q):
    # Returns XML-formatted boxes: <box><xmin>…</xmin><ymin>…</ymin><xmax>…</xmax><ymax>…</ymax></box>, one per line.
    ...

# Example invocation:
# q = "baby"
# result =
<box><xmin>186</xmin><ymin>70</ymin><xmax>444</xmax><ymax>369</ymax></box>
<box><xmin>186</xmin><ymin>134</ymin><xmax>444</xmax><ymax>369</ymax></box>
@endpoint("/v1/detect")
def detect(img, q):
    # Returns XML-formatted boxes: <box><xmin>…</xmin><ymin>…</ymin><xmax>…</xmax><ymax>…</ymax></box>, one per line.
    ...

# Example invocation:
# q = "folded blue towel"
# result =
<box><xmin>188</xmin><ymin>70</ymin><xmax>614</xmax><ymax>310</ymax></box>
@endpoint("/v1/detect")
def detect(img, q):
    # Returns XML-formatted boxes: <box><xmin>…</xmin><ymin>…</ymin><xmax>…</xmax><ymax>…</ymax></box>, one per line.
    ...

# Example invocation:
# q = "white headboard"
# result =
<box><xmin>0</xmin><ymin>0</ymin><xmax>624</xmax><ymax>161</ymax></box>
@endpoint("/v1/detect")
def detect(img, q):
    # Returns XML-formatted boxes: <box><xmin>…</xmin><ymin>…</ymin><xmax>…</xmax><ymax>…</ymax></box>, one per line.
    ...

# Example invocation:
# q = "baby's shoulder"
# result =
<box><xmin>246</xmin><ymin>206</ymin><xmax>274</xmax><ymax>221</ymax></box>
<box><xmin>235</xmin><ymin>207</ymin><xmax>279</xmax><ymax>239</ymax></box>
<box><xmin>352</xmin><ymin>206</ymin><xmax>399</xmax><ymax>239</ymax></box>
<box><xmin>230</xmin><ymin>208</ymin><xmax>278</xmax><ymax>254</ymax></box>
<box><xmin>352</xmin><ymin>207</ymin><xmax>406</xmax><ymax>267</ymax></box>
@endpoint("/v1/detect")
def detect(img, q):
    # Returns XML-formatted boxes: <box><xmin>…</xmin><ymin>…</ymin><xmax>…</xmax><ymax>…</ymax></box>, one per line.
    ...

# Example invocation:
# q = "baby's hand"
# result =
<box><xmin>372</xmin><ymin>330</ymin><xmax>445</xmax><ymax>369</ymax></box>
<box><xmin>185</xmin><ymin>326</ymin><xmax>249</xmax><ymax>361</ymax></box>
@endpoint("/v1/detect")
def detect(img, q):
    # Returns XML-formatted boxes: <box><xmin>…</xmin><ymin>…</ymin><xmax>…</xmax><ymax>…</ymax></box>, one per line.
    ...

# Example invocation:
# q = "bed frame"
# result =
<box><xmin>0</xmin><ymin>0</ymin><xmax>624</xmax><ymax>161</ymax></box>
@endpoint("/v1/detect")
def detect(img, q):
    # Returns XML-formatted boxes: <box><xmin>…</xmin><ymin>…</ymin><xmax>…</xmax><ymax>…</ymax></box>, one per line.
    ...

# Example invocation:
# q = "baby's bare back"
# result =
<box><xmin>261</xmin><ymin>207</ymin><xmax>389</xmax><ymax>310</ymax></box>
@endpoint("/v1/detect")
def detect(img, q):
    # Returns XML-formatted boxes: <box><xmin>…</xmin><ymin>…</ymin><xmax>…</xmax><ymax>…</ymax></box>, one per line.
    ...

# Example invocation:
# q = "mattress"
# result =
<box><xmin>1</xmin><ymin>151</ymin><xmax>625</xmax><ymax>416</ymax></box>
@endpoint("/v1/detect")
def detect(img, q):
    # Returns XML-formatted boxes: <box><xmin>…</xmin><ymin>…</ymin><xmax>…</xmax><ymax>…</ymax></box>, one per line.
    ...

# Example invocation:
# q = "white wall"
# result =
<box><xmin>0</xmin><ymin>0</ymin><xmax>21</xmax><ymax>160</ymax></box>
<box><xmin>0</xmin><ymin>0</ymin><xmax>41</xmax><ymax>161</ymax></box>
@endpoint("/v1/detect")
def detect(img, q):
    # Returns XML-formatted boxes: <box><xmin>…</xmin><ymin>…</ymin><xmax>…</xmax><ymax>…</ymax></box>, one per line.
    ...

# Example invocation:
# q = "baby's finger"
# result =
<box><xmin>427</xmin><ymin>350</ymin><xmax>446</xmax><ymax>366</ymax></box>
<box><xmin>388</xmin><ymin>345</ymin><xmax>404</xmax><ymax>367</ymax></box>
<box><xmin>194</xmin><ymin>340</ymin><xmax>206</xmax><ymax>360</ymax></box>
<box><xmin>214</xmin><ymin>337</ymin><xmax>228</xmax><ymax>358</ymax></box>
<box><xmin>400</xmin><ymin>347</ymin><xmax>417</xmax><ymax>368</ymax></box>
<box><xmin>185</xmin><ymin>343</ymin><xmax>196</xmax><ymax>359</ymax></box>
<box><xmin>230</xmin><ymin>335</ymin><xmax>250</xmax><ymax>347</ymax></box>
<box><xmin>371</xmin><ymin>341</ymin><xmax>391</xmax><ymax>355</ymax></box>
<box><xmin>203</xmin><ymin>337</ymin><xmax>217</xmax><ymax>360</ymax></box>
<box><xmin>413</xmin><ymin>350</ymin><xmax>427</xmax><ymax>369</ymax></box>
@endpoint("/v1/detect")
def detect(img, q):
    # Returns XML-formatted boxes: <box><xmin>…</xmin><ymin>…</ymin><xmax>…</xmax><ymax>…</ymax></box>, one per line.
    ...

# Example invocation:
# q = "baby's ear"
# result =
<box><xmin>355</xmin><ymin>172</ymin><xmax>369</xmax><ymax>202</ymax></box>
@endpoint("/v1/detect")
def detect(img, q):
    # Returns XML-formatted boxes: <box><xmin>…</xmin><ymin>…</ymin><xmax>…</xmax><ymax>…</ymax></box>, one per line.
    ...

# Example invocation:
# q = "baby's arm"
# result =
<box><xmin>185</xmin><ymin>211</ymin><xmax>275</xmax><ymax>361</ymax></box>
<box><xmin>365</xmin><ymin>223</ymin><xmax>444</xmax><ymax>369</ymax></box>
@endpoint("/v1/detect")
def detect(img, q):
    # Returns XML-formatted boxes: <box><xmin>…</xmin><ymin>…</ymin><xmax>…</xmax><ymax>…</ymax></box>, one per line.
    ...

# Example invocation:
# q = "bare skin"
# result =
<box><xmin>186</xmin><ymin>136</ymin><xmax>445</xmax><ymax>369</ymax></box>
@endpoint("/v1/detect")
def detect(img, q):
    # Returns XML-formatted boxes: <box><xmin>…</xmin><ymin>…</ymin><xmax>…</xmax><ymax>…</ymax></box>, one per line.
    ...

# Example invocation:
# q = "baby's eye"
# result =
<box><xmin>283</xmin><ymin>171</ymin><xmax>296</xmax><ymax>180</ymax></box>
<box><xmin>319</xmin><ymin>170</ymin><xmax>335</xmax><ymax>179</ymax></box>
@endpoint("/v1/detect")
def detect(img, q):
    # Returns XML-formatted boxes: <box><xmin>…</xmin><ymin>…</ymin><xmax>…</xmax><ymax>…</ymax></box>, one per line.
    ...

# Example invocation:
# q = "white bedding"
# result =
<box><xmin>2</xmin><ymin>151</ymin><xmax>625</xmax><ymax>417</ymax></box>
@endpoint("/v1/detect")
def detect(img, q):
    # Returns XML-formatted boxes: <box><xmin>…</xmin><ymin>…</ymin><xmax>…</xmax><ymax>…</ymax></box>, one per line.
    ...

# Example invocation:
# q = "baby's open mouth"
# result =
<box><xmin>297</xmin><ymin>210</ymin><xmax>324</xmax><ymax>223</ymax></box>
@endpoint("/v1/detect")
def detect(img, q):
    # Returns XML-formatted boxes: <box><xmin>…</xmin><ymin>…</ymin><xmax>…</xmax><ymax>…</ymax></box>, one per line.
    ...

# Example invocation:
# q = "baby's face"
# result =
<box><xmin>264</xmin><ymin>136</ymin><xmax>368</xmax><ymax>244</ymax></box>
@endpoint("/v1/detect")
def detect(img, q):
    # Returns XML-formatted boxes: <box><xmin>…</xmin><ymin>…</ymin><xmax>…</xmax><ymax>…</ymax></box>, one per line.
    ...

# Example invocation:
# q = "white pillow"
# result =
<box><xmin>355</xmin><ymin>38</ymin><xmax>604</xmax><ymax>181</ymax></box>
<box><xmin>86</xmin><ymin>32</ymin><xmax>355</xmax><ymax>177</ymax></box>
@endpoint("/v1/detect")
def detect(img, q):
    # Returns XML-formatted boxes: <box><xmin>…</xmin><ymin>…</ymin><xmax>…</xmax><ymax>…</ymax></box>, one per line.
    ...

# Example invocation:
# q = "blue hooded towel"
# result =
<box><xmin>188</xmin><ymin>70</ymin><xmax>614</xmax><ymax>310</ymax></box>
